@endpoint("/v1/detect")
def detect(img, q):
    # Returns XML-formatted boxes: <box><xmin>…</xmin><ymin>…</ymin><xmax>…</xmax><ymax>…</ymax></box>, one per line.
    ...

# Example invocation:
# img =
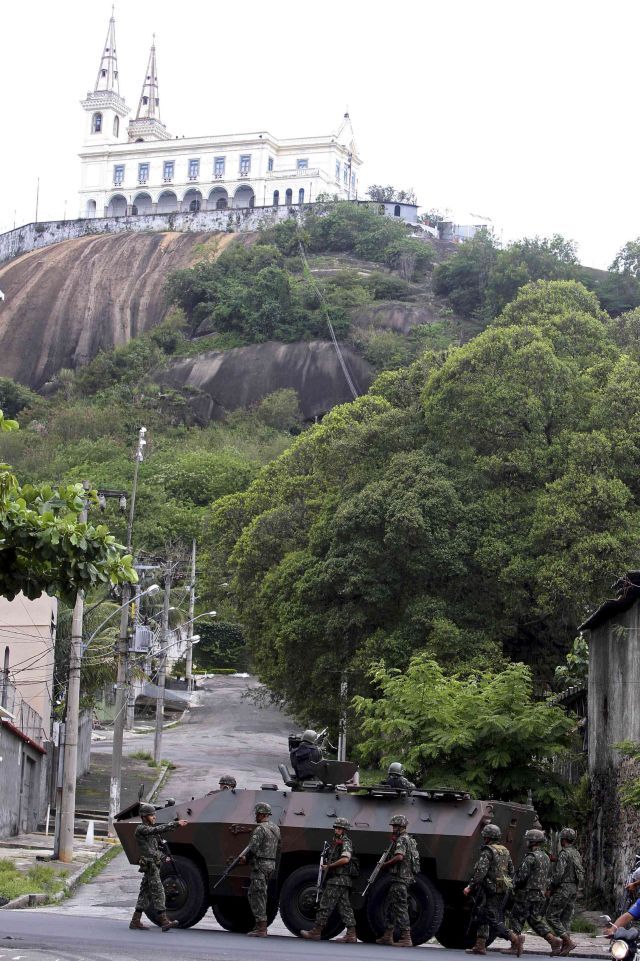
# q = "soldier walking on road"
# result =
<box><xmin>376</xmin><ymin>814</ymin><xmax>417</xmax><ymax>948</ymax></box>
<box><xmin>130</xmin><ymin>803</ymin><xmax>188</xmax><ymax>932</ymax></box>
<box><xmin>546</xmin><ymin>828</ymin><xmax>583</xmax><ymax>956</ymax></box>
<box><xmin>510</xmin><ymin>829</ymin><xmax>563</xmax><ymax>956</ymax></box>
<box><xmin>301</xmin><ymin>817</ymin><xmax>358</xmax><ymax>944</ymax></box>
<box><xmin>464</xmin><ymin>823</ymin><xmax>521</xmax><ymax>956</ymax></box>
<box><xmin>238</xmin><ymin>801</ymin><xmax>281</xmax><ymax>938</ymax></box>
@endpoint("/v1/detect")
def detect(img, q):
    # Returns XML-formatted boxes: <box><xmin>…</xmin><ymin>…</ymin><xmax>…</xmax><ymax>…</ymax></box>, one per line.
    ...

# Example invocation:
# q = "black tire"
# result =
<box><xmin>436</xmin><ymin>905</ymin><xmax>497</xmax><ymax>950</ymax></box>
<box><xmin>279</xmin><ymin>864</ymin><xmax>344</xmax><ymax>939</ymax></box>
<box><xmin>212</xmin><ymin>896</ymin><xmax>278</xmax><ymax>933</ymax></box>
<box><xmin>144</xmin><ymin>855</ymin><xmax>209</xmax><ymax>929</ymax></box>
<box><xmin>366</xmin><ymin>873</ymin><xmax>445</xmax><ymax>946</ymax></box>
<box><xmin>354</xmin><ymin>906</ymin><xmax>378</xmax><ymax>943</ymax></box>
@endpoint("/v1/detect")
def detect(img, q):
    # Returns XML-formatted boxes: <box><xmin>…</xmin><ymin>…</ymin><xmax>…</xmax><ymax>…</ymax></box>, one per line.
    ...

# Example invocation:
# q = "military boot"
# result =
<box><xmin>559</xmin><ymin>934</ymin><xmax>577</xmax><ymax>956</ymax></box>
<box><xmin>466</xmin><ymin>936</ymin><xmax>487</xmax><ymax>955</ymax></box>
<box><xmin>301</xmin><ymin>925</ymin><xmax>323</xmax><ymax>940</ymax></box>
<box><xmin>506</xmin><ymin>932</ymin><xmax>524</xmax><ymax>957</ymax></box>
<box><xmin>376</xmin><ymin>928</ymin><xmax>395</xmax><ymax>945</ymax></box>
<box><xmin>158</xmin><ymin>913</ymin><xmax>178</xmax><ymax>932</ymax></box>
<box><xmin>247</xmin><ymin>920</ymin><xmax>268</xmax><ymax>937</ymax></box>
<box><xmin>545</xmin><ymin>933</ymin><xmax>563</xmax><ymax>955</ymax></box>
<box><xmin>393</xmin><ymin>928</ymin><xmax>413</xmax><ymax>947</ymax></box>
<box><xmin>129</xmin><ymin>910</ymin><xmax>148</xmax><ymax>930</ymax></box>
<box><xmin>335</xmin><ymin>927</ymin><xmax>357</xmax><ymax>943</ymax></box>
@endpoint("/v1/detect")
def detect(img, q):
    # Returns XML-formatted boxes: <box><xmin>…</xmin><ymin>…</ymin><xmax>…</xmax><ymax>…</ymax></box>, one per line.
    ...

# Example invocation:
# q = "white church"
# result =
<box><xmin>79</xmin><ymin>13</ymin><xmax>362</xmax><ymax>219</ymax></box>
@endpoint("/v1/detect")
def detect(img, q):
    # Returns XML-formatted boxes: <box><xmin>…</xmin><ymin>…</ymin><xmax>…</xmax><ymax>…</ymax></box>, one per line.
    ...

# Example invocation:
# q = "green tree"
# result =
<box><xmin>610</xmin><ymin>238</ymin><xmax>640</xmax><ymax>276</ymax></box>
<box><xmin>353</xmin><ymin>657</ymin><xmax>574</xmax><ymax>815</ymax></box>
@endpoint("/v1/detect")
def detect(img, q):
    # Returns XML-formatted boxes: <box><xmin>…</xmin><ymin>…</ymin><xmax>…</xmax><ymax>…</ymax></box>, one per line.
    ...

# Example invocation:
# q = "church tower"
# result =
<box><xmin>127</xmin><ymin>39</ymin><xmax>172</xmax><ymax>142</ymax></box>
<box><xmin>80</xmin><ymin>10</ymin><xmax>129</xmax><ymax>145</ymax></box>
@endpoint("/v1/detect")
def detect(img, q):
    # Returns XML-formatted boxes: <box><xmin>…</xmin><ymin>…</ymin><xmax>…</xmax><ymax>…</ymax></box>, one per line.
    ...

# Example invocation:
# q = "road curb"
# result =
<box><xmin>147</xmin><ymin>761</ymin><xmax>171</xmax><ymax>802</ymax></box>
<box><xmin>0</xmin><ymin>840</ymin><xmax>119</xmax><ymax>911</ymax></box>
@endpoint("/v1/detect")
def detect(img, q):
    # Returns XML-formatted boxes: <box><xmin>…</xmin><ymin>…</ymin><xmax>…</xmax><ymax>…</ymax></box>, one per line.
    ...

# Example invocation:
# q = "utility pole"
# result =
<box><xmin>153</xmin><ymin>569</ymin><xmax>172</xmax><ymax>764</ymax></box>
<box><xmin>57</xmin><ymin>482</ymin><xmax>89</xmax><ymax>862</ymax></box>
<box><xmin>185</xmin><ymin>540</ymin><xmax>196</xmax><ymax>692</ymax></box>
<box><xmin>109</xmin><ymin>427</ymin><xmax>147</xmax><ymax>835</ymax></box>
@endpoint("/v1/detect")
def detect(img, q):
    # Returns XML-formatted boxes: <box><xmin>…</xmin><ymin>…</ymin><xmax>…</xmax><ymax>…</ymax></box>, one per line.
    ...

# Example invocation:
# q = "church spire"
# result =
<box><xmin>95</xmin><ymin>8</ymin><xmax>120</xmax><ymax>94</ymax></box>
<box><xmin>136</xmin><ymin>38</ymin><xmax>160</xmax><ymax>120</ymax></box>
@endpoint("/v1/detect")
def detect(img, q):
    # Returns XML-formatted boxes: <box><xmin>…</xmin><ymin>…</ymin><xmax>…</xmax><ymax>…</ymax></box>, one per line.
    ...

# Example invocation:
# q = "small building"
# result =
<box><xmin>580</xmin><ymin>572</ymin><xmax>640</xmax><ymax>902</ymax></box>
<box><xmin>0</xmin><ymin>593</ymin><xmax>56</xmax><ymax>836</ymax></box>
<box><xmin>437</xmin><ymin>220</ymin><xmax>489</xmax><ymax>243</ymax></box>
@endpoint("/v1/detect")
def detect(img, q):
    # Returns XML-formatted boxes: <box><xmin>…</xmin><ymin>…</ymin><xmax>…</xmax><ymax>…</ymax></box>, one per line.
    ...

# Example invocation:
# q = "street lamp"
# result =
<box><xmin>82</xmin><ymin>584</ymin><xmax>160</xmax><ymax>654</ymax></box>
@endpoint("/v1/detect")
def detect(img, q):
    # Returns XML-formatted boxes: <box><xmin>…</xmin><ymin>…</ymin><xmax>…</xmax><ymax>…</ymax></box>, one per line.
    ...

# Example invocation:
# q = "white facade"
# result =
<box><xmin>79</xmin><ymin>15</ymin><xmax>362</xmax><ymax>220</ymax></box>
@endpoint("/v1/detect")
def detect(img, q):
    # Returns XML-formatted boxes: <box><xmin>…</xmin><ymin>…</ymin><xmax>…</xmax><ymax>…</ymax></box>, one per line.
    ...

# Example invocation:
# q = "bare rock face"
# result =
<box><xmin>157</xmin><ymin>341</ymin><xmax>374</xmax><ymax>421</ymax></box>
<box><xmin>351</xmin><ymin>301</ymin><xmax>438</xmax><ymax>334</ymax></box>
<box><xmin>0</xmin><ymin>232</ymin><xmax>223</xmax><ymax>388</ymax></box>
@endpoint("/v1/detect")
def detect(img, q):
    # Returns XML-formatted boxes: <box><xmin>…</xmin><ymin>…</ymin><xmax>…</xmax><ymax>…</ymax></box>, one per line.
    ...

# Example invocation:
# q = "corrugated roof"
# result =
<box><xmin>579</xmin><ymin>572</ymin><xmax>640</xmax><ymax>631</ymax></box>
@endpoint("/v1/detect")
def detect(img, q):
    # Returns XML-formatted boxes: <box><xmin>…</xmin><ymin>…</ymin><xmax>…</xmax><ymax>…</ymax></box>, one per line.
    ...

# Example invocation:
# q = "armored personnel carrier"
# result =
<box><xmin>114</xmin><ymin>758</ymin><xmax>537</xmax><ymax>946</ymax></box>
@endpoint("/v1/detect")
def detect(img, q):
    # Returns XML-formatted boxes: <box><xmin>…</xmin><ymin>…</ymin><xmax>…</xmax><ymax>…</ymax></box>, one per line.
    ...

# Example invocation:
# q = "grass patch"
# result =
<box><xmin>571</xmin><ymin>915</ymin><xmax>598</xmax><ymax>935</ymax></box>
<box><xmin>71</xmin><ymin>843</ymin><xmax>122</xmax><ymax>892</ymax></box>
<box><xmin>130</xmin><ymin>750</ymin><xmax>176</xmax><ymax>770</ymax></box>
<box><xmin>0</xmin><ymin>857</ymin><xmax>68</xmax><ymax>901</ymax></box>
<box><xmin>130</xmin><ymin>750</ymin><xmax>153</xmax><ymax>762</ymax></box>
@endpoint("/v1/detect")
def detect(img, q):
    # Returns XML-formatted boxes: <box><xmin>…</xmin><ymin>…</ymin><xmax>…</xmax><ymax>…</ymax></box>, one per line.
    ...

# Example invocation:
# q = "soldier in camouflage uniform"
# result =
<box><xmin>510</xmin><ymin>829</ymin><xmax>563</xmax><ymax>955</ymax></box>
<box><xmin>219</xmin><ymin>774</ymin><xmax>236</xmax><ymax>790</ymax></box>
<box><xmin>545</xmin><ymin>828</ymin><xmax>583</xmax><ymax>956</ymax></box>
<box><xmin>376</xmin><ymin>814</ymin><xmax>416</xmax><ymax>948</ymax></box>
<box><xmin>238</xmin><ymin>801</ymin><xmax>281</xmax><ymax>937</ymax></box>
<box><xmin>382</xmin><ymin>762</ymin><xmax>416</xmax><ymax>793</ymax></box>
<box><xmin>464</xmin><ymin>823</ymin><xmax>521</xmax><ymax>956</ymax></box>
<box><xmin>130</xmin><ymin>803</ymin><xmax>188</xmax><ymax>932</ymax></box>
<box><xmin>301</xmin><ymin>817</ymin><xmax>358</xmax><ymax>944</ymax></box>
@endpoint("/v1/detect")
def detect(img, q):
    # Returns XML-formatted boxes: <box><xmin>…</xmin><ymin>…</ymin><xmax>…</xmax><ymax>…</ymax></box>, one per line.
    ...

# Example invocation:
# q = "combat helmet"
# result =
<box><xmin>219</xmin><ymin>774</ymin><xmax>237</xmax><ymax>788</ymax></box>
<box><xmin>559</xmin><ymin>827</ymin><xmax>576</xmax><ymax>843</ymax></box>
<box><xmin>255</xmin><ymin>802</ymin><xmax>272</xmax><ymax>816</ymax></box>
<box><xmin>139</xmin><ymin>803</ymin><xmax>156</xmax><ymax>817</ymax></box>
<box><xmin>524</xmin><ymin>828</ymin><xmax>546</xmax><ymax>845</ymax></box>
<box><xmin>333</xmin><ymin>817</ymin><xmax>351</xmax><ymax>830</ymax></box>
<box><xmin>481</xmin><ymin>823</ymin><xmax>502</xmax><ymax>841</ymax></box>
<box><xmin>390</xmin><ymin>814</ymin><xmax>409</xmax><ymax>828</ymax></box>
<box><xmin>388</xmin><ymin>762</ymin><xmax>405</xmax><ymax>775</ymax></box>
<box><xmin>302</xmin><ymin>729</ymin><xmax>318</xmax><ymax>744</ymax></box>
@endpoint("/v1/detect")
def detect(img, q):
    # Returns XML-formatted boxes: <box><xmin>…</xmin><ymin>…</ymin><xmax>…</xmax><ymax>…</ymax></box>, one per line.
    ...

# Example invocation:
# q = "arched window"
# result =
<box><xmin>113</xmin><ymin>115</ymin><xmax>119</xmax><ymax>137</ymax></box>
<box><xmin>189</xmin><ymin>198</ymin><xmax>201</xmax><ymax>212</ymax></box>
<box><xmin>216</xmin><ymin>197</ymin><xmax>227</xmax><ymax>209</ymax></box>
<box><xmin>131</xmin><ymin>204</ymin><xmax>138</xmax><ymax>216</ymax></box>
<box><xmin>248</xmin><ymin>195</ymin><xmax>255</xmax><ymax>209</ymax></box>
<box><xmin>394</xmin><ymin>204</ymin><xmax>401</xmax><ymax>217</ymax></box>
<box><xmin>285</xmin><ymin>188</ymin><xmax>293</xmax><ymax>206</ymax></box>
<box><xmin>298</xmin><ymin>188</ymin><xmax>305</xmax><ymax>205</ymax></box>
<box><xmin>92</xmin><ymin>112</ymin><xmax>102</xmax><ymax>133</ymax></box>
<box><xmin>272</xmin><ymin>190</ymin><xmax>279</xmax><ymax>206</ymax></box>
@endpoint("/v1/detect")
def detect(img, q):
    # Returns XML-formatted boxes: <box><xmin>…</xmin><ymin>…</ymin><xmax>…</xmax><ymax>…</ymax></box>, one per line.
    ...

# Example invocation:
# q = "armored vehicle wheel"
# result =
<box><xmin>436</xmin><ymin>905</ymin><xmax>497</xmax><ymax>950</ymax></box>
<box><xmin>144</xmin><ymin>855</ymin><xmax>209</xmax><ymax>929</ymax></box>
<box><xmin>279</xmin><ymin>864</ymin><xmax>344</xmax><ymax>939</ymax></box>
<box><xmin>212</xmin><ymin>895</ymin><xmax>277</xmax><ymax>933</ymax></box>
<box><xmin>354</xmin><ymin>907</ymin><xmax>377</xmax><ymax>943</ymax></box>
<box><xmin>366</xmin><ymin>873</ymin><xmax>445</xmax><ymax>946</ymax></box>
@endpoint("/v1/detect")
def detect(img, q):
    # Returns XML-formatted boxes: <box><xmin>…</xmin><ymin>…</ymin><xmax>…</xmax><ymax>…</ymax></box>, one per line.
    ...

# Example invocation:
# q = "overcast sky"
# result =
<box><xmin>0</xmin><ymin>0</ymin><xmax>637</xmax><ymax>268</ymax></box>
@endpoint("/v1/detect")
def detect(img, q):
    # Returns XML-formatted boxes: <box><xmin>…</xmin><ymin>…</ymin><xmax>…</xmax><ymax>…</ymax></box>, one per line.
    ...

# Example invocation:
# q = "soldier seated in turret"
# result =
<box><xmin>290</xmin><ymin>729</ymin><xmax>322</xmax><ymax>781</ymax></box>
<box><xmin>381</xmin><ymin>762</ymin><xmax>416</xmax><ymax>793</ymax></box>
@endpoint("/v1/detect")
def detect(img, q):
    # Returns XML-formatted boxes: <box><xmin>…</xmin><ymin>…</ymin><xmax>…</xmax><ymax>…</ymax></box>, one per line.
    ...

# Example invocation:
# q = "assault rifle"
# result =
<box><xmin>316</xmin><ymin>840</ymin><xmax>331</xmax><ymax>903</ymax></box>
<box><xmin>213</xmin><ymin>843</ymin><xmax>252</xmax><ymax>890</ymax></box>
<box><xmin>363</xmin><ymin>840</ymin><xmax>395</xmax><ymax>897</ymax></box>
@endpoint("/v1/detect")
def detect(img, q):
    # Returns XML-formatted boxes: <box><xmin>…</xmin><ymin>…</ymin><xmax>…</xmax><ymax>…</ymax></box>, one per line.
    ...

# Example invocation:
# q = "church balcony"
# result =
<box><xmin>265</xmin><ymin>168</ymin><xmax>320</xmax><ymax>179</ymax></box>
<box><xmin>188</xmin><ymin>175</ymin><xmax>199</xmax><ymax>181</ymax></box>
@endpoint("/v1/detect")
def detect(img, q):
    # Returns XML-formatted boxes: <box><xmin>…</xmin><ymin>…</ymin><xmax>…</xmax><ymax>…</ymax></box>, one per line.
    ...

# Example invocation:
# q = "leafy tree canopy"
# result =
<box><xmin>366</xmin><ymin>185</ymin><xmax>417</xmax><ymax>204</ymax></box>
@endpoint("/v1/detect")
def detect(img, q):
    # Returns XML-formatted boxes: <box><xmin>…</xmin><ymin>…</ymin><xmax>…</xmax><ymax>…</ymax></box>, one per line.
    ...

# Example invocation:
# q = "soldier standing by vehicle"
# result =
<box><xmin>301</xmin><ymin>817</ymin><xmax>358</xmax><ymax>944</ymax></box>
<box><xmin>463</xmin><ymin>823</ymin><xmax>521</xmax><ymax>956</ymax></box>
<box><xmin>376</xmin><ymin>814</ymin><xmax>417</xmax><ymax>948</ymax></box>
<box><xmin>546</xmin><ymin>827</ymin><xmax>583</xmax><ymax>956</ymax></box>
<box><xmin>219</xmin><ymin>774</ymin><xmax>236</xmax><ymax>790</ymax></box>
<box><xmin>382</xmin><ymin>763</ymin><xmax>416</xmax><ymax>793</ymax></box>
<box><xmin>510</xmin><ymin>829</ymin><xmax>563</xmax><ymax>955</ymax></box>
<box><xmin>130</xmin><ymin>803</ymin><xmax>188</xmax><ymax>932</ymax></box>
<box><xmin>237</xmin><ymin>801</ymin><xmax>280</xmax><ymax>938</ymax></box>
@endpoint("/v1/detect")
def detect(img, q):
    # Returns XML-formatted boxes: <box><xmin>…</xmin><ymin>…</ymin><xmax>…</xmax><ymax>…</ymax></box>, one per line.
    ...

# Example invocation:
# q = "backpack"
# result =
<box><xmin>348</xmin><ymin>854</ymin><xmax>360</xmax><ymax>878</ymax></box>
<box><xmin>407</xmin><ymin>835</ymin><xmax>421</xmax><ymax>875</ymax></box>
<box><xmin>491</xmin><ymin>844</ymin><xmax>514</xmax><ymax>895</ymax></box>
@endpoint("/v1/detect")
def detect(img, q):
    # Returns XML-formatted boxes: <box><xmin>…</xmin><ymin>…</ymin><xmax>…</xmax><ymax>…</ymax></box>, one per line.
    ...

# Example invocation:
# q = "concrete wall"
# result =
<box><xmin>0</xmin><ymin>593</ymin><xmax>56</xmax><ymax>738</ymax></box>
<box><xmin>0</xmin><ymin>724</ymin><xmax>46</xmax><ymax>837</ymax></box>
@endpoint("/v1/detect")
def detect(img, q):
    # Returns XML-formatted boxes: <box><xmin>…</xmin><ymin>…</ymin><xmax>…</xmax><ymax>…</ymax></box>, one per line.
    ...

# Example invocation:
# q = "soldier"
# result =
<box><xmin>219</xmin><ymin>774</ymin><xmax>236</xmax><ymax>791</ymax></box>
<box><xmin>510</xmin><ymin>829</ymin><xmax>562</xmax><ymax>955</ymax></box>
<box><xmin>130</xmin><ymin>802</ymin><xmax>188</xmax><ymax>932</ymax></box>
<box><xmin>463</xmin><ymin>823</ymin><xmax>521</xmax><ymax>956</ymax></box>
<box><xmin>376</xmin><ymin>814</ymin><xmax>416</xmax><ymax>948</ymax></box>
<box><xmin>546</xmin><ymin>827</ymin><xmax>583</xmax><ymax>956</ymax></box>
<box><xmin>290</xmin><ymin>729</ymin><xmax>322</xmax><ymax>780</ymax></box>
<box><xmin>382</xmin><ymin>762</ymin><xmax>416</xmax><ymax>793</ymax></box>
<box><xmin>237</xmin><ymin>801</ymin><xmax>281</xmax><ymax>937</ymax></box>
<box><xmin>301</xmin><ymin>817</ymin><xmax>358</xmax><ymax>944</ymax></box>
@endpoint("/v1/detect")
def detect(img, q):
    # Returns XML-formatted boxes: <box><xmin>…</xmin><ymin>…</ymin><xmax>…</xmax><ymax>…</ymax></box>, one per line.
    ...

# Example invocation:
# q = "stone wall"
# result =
<box><xmin>0</xmin><ymin>205</ymin><xmax>299</xmax><ymax>267</ymax></box>
<box><xmin>588</xmin><ymin>758</ymin><xmax>640</xmax><ymax>909</ymax></box>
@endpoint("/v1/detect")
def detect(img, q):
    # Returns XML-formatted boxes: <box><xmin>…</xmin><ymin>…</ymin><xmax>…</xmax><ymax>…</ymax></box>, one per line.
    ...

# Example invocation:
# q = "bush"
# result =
<box><xmin>256</xmin><ymin>389</ymin><xmax>303</xmax><ymax>431</ymax></box>
<box><xmin>0</xmin><ymin>378</ymin><xmax>39</xmax><ymax>418</ymax></box>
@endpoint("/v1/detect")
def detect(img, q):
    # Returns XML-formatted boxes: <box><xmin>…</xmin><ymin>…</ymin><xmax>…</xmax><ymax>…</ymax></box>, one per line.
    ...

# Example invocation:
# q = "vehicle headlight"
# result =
<box><xmin>611</xmin><ymin>939</ymin><xmax>630</xmax><ymax>959</ymax></box>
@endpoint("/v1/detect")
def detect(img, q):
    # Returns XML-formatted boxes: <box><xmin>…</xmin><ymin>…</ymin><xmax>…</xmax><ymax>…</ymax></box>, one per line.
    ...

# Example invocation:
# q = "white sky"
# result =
<box><xmin>0</xmin><ymin>0</ymin><xmax>637</xmax><ymax>268</ymax></box>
